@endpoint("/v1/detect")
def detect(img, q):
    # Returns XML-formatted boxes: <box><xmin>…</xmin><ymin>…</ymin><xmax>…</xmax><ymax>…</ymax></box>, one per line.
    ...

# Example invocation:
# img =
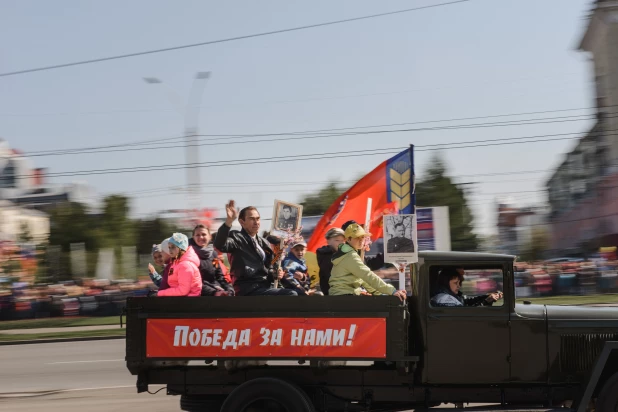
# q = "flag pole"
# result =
<box><xmin>361</xmin><ymin>197</ymin><xmax>372</xmax><ymax>260</ymax></box>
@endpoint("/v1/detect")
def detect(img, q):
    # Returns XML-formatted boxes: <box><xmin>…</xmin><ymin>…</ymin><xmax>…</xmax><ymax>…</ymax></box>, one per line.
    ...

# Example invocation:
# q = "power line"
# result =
<box><xmin>9</xmin><ymin>128</ymin><xmax>606</xmax><ymax>181</ymax></box>
<box><xmin>23</xmin><ymin>109</ymin><xmax>596</xmax><ymax>156</ymax></box>
<box><xmin>15</xmin><ymin>147</ymin><xmax>406</xmax><ymax>179</ymax></box>
<box><xmin>13</xmin><ymin>106</ymin><xmax>601</xmax><ymax>158</ymax></box>
<box><xmin>22</xmin><ymin>112</ymin><xmax>605</xmax><ymax>158</ymax></box>
<box><xmin>0</xmin><ymin>1</ymin><xmax>470</xmax><ymax>78</ymax></box>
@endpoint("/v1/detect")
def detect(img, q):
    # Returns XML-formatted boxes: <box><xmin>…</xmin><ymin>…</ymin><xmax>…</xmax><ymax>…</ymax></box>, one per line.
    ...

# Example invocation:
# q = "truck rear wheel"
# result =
<box><xmin>220</xmin><ymin>377</ymin><xmax>314</xmax><ymax>412</ymax></box>
<box><xmin>597</xmin><ymin>372</ymin><xmax>618</xmax><ymax>412</ymax></box>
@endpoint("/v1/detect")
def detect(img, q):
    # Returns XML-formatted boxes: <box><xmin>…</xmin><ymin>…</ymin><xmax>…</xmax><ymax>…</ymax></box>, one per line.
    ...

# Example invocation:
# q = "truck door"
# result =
<box><xmin>425</xmin><ymin>266</ymin><xmax>511</xmax><ymax>384</ymax></box>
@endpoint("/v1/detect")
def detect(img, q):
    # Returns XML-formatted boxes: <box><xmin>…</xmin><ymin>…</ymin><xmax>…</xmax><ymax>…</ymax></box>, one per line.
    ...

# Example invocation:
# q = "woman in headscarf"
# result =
<box><xmin>329</xmin><ymin>223</ymin><xmax>406</xmax><ymax>302</ymax></box>
<box><xmin>156</xmin><ymin>233</ymin><xmax>202</xmax><ymax>297</ymax></box>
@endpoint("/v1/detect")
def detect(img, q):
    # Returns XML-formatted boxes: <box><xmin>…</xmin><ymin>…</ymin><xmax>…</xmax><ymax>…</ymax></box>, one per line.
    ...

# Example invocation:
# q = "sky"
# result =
<box><xmin>0</xmin><ymin>0</ymin><xmax>597</xmax><ymax>235</ymax></box>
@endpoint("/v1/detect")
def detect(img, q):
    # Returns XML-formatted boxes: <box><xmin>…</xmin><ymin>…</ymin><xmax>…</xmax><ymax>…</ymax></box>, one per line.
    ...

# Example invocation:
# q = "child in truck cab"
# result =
<box><xmin>329</xmin><ymin>223</ymin><xmax>407</xmax><ymax>302</ymax></box>
<box><xmin>156</xmin><ymin>233</ymin><xmax>202</xmax><ymax>297</ymax></box>
<box><xmin>430</xmin><ymin>267</ymin><xmax>503</xmax><ymax>307</ymax></box>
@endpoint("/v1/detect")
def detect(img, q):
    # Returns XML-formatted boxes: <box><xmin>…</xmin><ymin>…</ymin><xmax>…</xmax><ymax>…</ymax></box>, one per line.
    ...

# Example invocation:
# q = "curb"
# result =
<box><xmin>0</xmin><ymin>390</ymin><xmax>63</xmax><ymax>399</ymax></box>
<box><xmin>0</xmin><ymin>385</ymin><xmax>149</xmax><ymax>399</ymax></box>
<box><xmin>0</xmin><ymin>334</ymin><xmax>126</xmax><ymax>346</ymax></box>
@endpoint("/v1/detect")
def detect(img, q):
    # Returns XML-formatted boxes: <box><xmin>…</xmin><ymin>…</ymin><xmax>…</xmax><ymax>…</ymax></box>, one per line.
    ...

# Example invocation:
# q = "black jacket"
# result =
<box><xmin>316</xmin><ymin>246</ymin><xmax>335</xmax><ymax>295</ymax></box>
<box><xmin>214</xmin><ymin>224</ymin><xmax>276</xmax><ymax>296</ymax></box>
<box><xmin>189</xmin><ymin>239</ymin><xmax>234</xmax><ymax>296</ymax></box>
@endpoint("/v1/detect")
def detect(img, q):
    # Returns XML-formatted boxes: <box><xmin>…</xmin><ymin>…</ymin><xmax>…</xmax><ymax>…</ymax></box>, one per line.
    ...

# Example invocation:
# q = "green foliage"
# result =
<box><xmin>135</xmin><ymin>218</ymin><xmax>173</xmax><ymax>255</ymax></box>
<box><xmin>416</xmin><ymin>154</ymin><xmax>479</xmax><ymax>251</ymax></box>
<box><xmin>520</xmin><ymin>228</ymin><xmax>549</xmax><ymax>262</ymax></box>
<box><xmin>47</xmin><ymin>196</ymin><xmax>136</xmax><ymax>278</ymax></box>
<box><xmin>48</xmin><ymin>202</ymin><xmax>99</xmax><ymax>251</ymax></box>
<box><xmin>300</xmin><ymin>182</ymin><xmax>346</xmax><ymax>216</ymax></box>
<box><xmin>101</xmin><ymin>195</ymin><xmax>135</xmax><ymax>247</ymax></box>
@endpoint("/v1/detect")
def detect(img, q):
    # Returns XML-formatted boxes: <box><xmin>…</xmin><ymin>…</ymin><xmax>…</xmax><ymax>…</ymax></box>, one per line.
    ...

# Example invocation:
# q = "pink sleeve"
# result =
<box><xmin>158</xmin><ymin>263</ymin><xmax>193</xmax><ymax>297</ymax></box>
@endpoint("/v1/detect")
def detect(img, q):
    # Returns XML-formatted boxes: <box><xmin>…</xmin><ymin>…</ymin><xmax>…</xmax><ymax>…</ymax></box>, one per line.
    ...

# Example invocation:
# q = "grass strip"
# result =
<box><xmin>0</xmin><ymin>328</ymin><xmax>125</xmax><ymax>342</ymax></box>
<box><xmin>517</xmin><ymin>294</ymin><xmax>618</xmax><ymax>306</ymax></box>
<box><xmin>0</xmin><ymin>316</ymin><xmax>119</xmax><ymax>331</ymax></box>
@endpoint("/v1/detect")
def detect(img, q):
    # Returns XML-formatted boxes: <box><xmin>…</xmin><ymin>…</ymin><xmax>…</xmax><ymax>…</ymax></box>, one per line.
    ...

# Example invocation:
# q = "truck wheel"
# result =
<box><xmin>220</xmin><ymin>377</ymin><xmax>314</xmax><ymax>412</ymax></box>
<box><xmin>597</xmin><ymin>372</ymin><xmax>618</xmax><ymax>412</ymax></box>
<box><xmin>180</xmin><ymin>394</ymin><xmax>224</xmax><ymax>412</ymax></box>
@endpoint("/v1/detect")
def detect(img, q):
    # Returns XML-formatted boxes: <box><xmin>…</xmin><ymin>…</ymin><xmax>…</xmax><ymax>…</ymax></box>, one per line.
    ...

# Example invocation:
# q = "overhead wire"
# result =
<box><xmin>21</xmin><ymin>109</ymin><xmax>597</xmax><ymax>156</ymax></box>
<box><xmin>10</xmin><ymin>129</ymin><xmax>616</xmax><ymax>180</ymax></box>
<box><xmin>21</xmin><ymin>111</ymin><xmax>608</xmax><ymax>158</ymax></box>
<box><xmin>0</xmin><ymin>1</ymin><xmax>470</xmax><ymax>78</ymax></box>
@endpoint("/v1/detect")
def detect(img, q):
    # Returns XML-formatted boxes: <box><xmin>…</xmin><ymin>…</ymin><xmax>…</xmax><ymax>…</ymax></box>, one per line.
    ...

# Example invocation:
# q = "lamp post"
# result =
<box><xmin>143</xmin><ymin>72</ymin><xmax>211</xmax><ymax>211</ymax></box>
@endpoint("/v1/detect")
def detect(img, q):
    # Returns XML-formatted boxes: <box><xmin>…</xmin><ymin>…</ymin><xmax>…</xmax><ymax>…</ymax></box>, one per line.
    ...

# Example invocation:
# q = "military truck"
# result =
<box><xmin>124</xmin><ymin>251</ymin><xmax>618</xmax><ymax>411</ymax></box>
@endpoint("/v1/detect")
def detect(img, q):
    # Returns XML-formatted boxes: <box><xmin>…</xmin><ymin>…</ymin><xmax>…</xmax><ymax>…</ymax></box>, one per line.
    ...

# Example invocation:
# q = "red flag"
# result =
<box><xmin>368</xmin><ymin>202</ymin><xmax>399</xmax><ymax>240</ymax></box>
<box><xmin>307</xmin><ymin>148</ymin><xmax>414</xmax><ymax>252</ymax></box>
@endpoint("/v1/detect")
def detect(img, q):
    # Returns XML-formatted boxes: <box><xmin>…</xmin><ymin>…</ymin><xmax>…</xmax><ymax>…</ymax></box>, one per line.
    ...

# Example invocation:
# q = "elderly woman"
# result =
<box><xmin>430</xmin><ymin>267</ymin><xmax>502</xmax><ymax>307</ymax></box>
<box><xmin>156</xmin><ymin>233</ymin><xmax>202</xmax><ymax>297</ymax></box>
<box><xmin>329</xmin><ymin>223</ymin><xmax>406</xmax><ymax>302</ymax></box>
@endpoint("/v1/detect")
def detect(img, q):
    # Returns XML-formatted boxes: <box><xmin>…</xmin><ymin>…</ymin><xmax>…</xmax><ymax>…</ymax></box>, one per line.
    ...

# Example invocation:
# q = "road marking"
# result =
<box><xmin>45</xmin><ymin>359</ymin><xmax>123</xmax><ymax>365</ymax></box>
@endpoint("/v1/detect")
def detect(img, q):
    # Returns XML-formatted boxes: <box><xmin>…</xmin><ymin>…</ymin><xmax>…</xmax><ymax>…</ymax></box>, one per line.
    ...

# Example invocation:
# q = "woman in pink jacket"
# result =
<box><xmin>157</xmin><ymin>233</ymin><xmax>202</xmax><ymax>297</ymax></box>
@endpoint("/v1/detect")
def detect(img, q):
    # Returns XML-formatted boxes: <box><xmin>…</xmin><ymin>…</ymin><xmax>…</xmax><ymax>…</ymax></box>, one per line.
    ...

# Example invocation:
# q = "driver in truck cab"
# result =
<box><xmin>329</xmin><ymin>223</ymin><xmax>407</xmax><ymax>302</ymax></box>
<box><xmin>430</xmin><ymin>267</ymin><xmax>503</xmax><ymax>307</ymax></box>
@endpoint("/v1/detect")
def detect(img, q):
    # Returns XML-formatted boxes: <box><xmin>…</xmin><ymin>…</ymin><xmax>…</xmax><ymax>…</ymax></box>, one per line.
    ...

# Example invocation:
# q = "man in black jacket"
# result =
<box><xmin>215</xmin><ymin>200</ymin><xmax>296</xmax><ymax>296</ymax></box>
<box><xmin>190</xmin><ymin>224</ymin><xmax>235</xmax><ymax>296</ymax></box>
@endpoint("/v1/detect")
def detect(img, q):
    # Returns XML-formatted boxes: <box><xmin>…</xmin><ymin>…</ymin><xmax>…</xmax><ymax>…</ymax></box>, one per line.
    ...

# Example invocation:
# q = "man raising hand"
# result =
<box><xmin>215</xmin><ymin>200</ymin><xmax>295</xmax><ymax>296</ymax></box>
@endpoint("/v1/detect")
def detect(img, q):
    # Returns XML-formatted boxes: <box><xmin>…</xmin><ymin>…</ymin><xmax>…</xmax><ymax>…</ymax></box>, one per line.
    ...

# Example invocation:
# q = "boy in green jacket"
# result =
<box><xmin>329</xmin><ymin>223</ymin><xmax>407</xmax><ymax>302</ymax></box>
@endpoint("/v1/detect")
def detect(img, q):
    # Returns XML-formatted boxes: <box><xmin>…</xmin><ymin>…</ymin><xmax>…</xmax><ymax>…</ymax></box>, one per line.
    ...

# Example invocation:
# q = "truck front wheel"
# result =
<box><xmin>220</xmin><ymin>377</ymin><xmax>314</xmax><ymax>412</ymax></box>
<box><xmin>596</xmin><ymin>372</ymin><xmax>618</xmax><ymax>412</ymax></box>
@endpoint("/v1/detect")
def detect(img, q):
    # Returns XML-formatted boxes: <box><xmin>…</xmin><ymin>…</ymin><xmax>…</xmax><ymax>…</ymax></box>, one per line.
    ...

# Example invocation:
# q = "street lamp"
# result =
<box><xmin>143</xmin><ymin>72</ymin><xmax>211</xmax><ymax>210</ymax></box>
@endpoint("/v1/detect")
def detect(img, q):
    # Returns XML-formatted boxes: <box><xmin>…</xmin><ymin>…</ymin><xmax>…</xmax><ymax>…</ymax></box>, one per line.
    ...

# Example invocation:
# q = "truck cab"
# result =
<box><xmin>125</xmin><ymin>251</ymin><xmax>618</xmax><ymax>412</ymax></box>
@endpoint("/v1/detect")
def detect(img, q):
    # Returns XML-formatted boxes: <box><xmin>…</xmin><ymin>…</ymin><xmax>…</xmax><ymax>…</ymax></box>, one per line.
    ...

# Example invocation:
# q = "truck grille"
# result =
<box><xmin>560</xmin><ymin>333</ymin><xmax>618</xmax><ymax>374</ymax></box>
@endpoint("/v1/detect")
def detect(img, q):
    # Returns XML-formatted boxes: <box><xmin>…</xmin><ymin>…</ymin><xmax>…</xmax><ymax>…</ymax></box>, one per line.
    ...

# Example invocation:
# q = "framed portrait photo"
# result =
<box><xmin>271</xmin><ymin>200</ymin><xmax>303</xmax><ymax>237</ymax></box>
<box><xmin>383</xmin><ymin>214</ymin><xmax>418</xmax><ymax>263</ymax></box>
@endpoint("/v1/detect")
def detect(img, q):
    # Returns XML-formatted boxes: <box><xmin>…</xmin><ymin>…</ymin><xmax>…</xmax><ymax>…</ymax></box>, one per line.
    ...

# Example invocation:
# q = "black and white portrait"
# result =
<box><xmin>384</xmin><ymin>214</ymin><xmax>417</xmax><ymax>262</ymax></box>
<box><xmin>271</xmin><ymin>200</ymin><xmax>303</xmax><ymax>236</ymax></box>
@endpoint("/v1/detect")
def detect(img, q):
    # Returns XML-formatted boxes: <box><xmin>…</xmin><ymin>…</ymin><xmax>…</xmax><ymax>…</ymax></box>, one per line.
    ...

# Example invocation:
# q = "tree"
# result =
<box><xmin>49</xmin><ymin>202</ymin><xmax>99</xmax><ymax>251</ymax></box>
<box><xmin>136</xmin><ymin>218</ymin><xmax>173</xmax><ymax>255</ymax></box>
<box><xmin>416</xmin><ymin>154</ymin><xmax>479</xmax><ymax>251</ymax></box>
<box><xmin>101</xmin><ymin>195</ymin><xmax>135</xmax><ymax>247</ymax></box>
<box><xmin>520</xmin><ymin>228</ymin><xmax>549</xmax><ymax>262</ymax></box>
<box><xmin>300</xmin><ymin>182</ymin><xmax>346</xmax><ymax>216</ymax></box>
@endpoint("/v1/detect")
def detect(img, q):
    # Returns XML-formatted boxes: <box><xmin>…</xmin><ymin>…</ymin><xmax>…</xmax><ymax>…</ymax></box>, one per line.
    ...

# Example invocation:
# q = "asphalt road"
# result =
<box><xmin>0</xmin><ymin>339</ymin><xmax>131</xmax><ymax>394</ymax></box>
<box><xmin>0</xmin><ymin>340</ymin><xmax>554</xmax><ymax>412</ymax></box>
<box><xmin>0</xmin><ymin>339</ymin><xmax>177</xmax><ymax>411</ymax></box>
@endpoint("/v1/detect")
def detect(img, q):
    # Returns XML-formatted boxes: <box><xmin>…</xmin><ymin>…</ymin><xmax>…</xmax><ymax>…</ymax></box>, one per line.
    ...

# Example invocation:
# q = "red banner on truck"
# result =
<box><xmin>146</xmin><ymin>317</ymin><xmax>387</xmax><ymax>358</ymax></box>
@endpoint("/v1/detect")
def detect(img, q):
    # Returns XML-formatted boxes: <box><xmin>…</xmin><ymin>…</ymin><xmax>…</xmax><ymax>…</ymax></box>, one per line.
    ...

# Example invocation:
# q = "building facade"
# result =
<box><xmin>0</xmin><ymin>138</ymin><xmax>93</xmax><ymax>211</ymax></box>
<box><xmin>497</xmin><ymin>202</ymin><xmax>547</xmax><ymax>256</ymax></box>
<box><xmin>546</xmin><ymin>1</ymin><xmax>618</xmax><ymax>252</ymax></box>
<box><xmin>0</xmin><ymin>200</ymin><xmax>50</xmax><ymax>244</ymax></box>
